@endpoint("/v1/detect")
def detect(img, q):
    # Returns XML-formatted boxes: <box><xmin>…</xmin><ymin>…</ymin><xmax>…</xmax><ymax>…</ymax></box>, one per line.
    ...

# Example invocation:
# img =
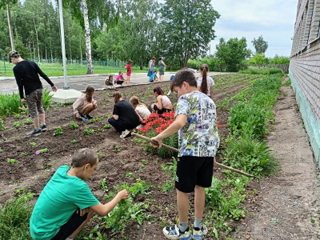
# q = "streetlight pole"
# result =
<box><xmin>58</xmin><ymin>0</ymin><xmax>69</xmax><ymax>89</ymax></box>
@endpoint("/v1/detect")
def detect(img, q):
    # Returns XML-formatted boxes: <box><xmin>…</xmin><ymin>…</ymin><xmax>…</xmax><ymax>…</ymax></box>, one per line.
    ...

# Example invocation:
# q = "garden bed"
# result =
<box><xmin>0</xmin><ymin>74</ymin><xmax>264</xmax><ymax>239</ymax></box>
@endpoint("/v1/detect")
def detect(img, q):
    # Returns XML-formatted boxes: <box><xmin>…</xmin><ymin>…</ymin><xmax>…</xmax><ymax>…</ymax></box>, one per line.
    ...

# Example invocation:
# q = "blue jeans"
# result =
<box><xmin>108</xmin><ymin>117</ymin><xmax>126</xmax><ymax>134</ymax></box>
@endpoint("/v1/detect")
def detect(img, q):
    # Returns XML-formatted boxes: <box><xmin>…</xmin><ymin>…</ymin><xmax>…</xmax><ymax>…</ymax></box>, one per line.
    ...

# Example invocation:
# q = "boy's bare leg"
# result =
<box><xmin>176</xmin><ymin>189</ymin><xmax>189</xmax><ymax>222</ymax></box>
<box><xmin>39</xmin><ymin>113</ymin><xmax>45</xmax><ymax>125</ymax></box>
<box><xmin>32</xmin><ymin>116</ymin><xmax>40</xmax><ymax>129</ymax></box>
<box><xmin>68</xmin><ymin>211</ymin><xmax>94</xmax><ymax>239</ymax></box>
<box><xmin>194</xmin><ymin>185</ymin><xmax>205</xmax><ymax>219</ymax></box>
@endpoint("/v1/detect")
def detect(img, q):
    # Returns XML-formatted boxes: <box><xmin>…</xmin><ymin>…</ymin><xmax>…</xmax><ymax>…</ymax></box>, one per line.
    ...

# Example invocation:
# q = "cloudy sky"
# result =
<box><xmin>209</xmin><ymin>0</ymin><xmax>298</xmax><ymax>57</ymax></box>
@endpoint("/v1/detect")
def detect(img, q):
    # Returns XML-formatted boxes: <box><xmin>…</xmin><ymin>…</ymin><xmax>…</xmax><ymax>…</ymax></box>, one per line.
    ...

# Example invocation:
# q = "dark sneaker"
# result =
<box><xmin>192</xmin><ymin>224</ymin><xmax>208</xmax><ymax>240</ymax></box>
<box><xmin>163</xmin><ymin>224</ymin><xmax>192</xmax><ymax>240</ymax></box>
<box><xmin>86</xmin><ymin>114</ymin><xmax>93</xmax><ymax>119</ymax></box>
<box><xmin>27</xmin><ymin>128</ymin><xmax>41</xmax><ymax>136</ymax></box>
<box><xmin>41</xmin><ymin>124</ymin><xmax>47</xmax><ymax>132</ymax></box>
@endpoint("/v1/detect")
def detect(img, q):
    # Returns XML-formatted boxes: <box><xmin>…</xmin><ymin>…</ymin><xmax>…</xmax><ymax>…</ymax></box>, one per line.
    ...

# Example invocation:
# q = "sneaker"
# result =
<box><xmin>86</xmin><ymin>114</ymin><xmax>93</xmax><ymax>119</ymax></box>
<box><xmin>27</xmin><ymin>128</ymin><xmax>41</xmax><ymax>136</ymax></box>
<box><xmin>41</xmin><ymin>124</ymin><xmax>47</xmax><ymax>132</ymax></box>
<box><xmin>163</xmin><ymin>224</ymin><xmax>192</xmax><ymax>240</ymax></box>
<box><xmin>192</xmin><ymin>225</ymin><xmax>208</xmax><ymax>240</ymax></box>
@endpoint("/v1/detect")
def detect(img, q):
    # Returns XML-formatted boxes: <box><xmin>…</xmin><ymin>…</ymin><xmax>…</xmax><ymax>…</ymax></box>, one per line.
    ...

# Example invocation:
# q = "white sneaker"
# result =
<box><xmin>163</xmin><ymin>224</ymin><xmax>192</xmax><ymax>240</ymax></box>
<box><xmin>192</xmin><ymin>224</ymin><xmax>208</xmax><ymax>240</ymax></box>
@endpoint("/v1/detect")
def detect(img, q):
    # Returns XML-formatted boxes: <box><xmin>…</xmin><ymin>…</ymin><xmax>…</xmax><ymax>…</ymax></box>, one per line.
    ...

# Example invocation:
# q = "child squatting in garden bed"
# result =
<box><xmin>151</xmin><ymin>69</ymin><xmax>220</xmax><ymax>240</ymax></box>
<box><xmin>30</xmin><ymin>148</ymin><xmax>128</xmax><ymax>240</ymax></box>
<box><xmin>73</xmin><ymin>86</ymin><xmax>97</xmax><ymax>122</ymax></box>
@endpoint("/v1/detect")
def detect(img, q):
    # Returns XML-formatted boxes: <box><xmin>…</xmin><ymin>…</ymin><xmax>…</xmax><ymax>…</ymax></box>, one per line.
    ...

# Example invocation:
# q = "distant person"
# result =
<box><xmin>124</xmin><ymin>60</ymin><xmax>132</xmax><ymax>85</ymax></box>
<box><xmin>167</xmin><ymin>75</ymin><xmax>175</xmax><ymax>96</ymax></box>
<box><xmin>108</xmin><ymin>92</ymin><xmax>140</xmax><ymax>134</ymax></box>
<box><xmin>116</xmin><ymin>71</ymin><xmax>125</xmax><ymax>86</ymax></box>
<box><xmin>150</xmin><ymin>87</ymin><xmax>173</xmax><ymax>114</ymax></box>
<box><xmin>129</xmin><ymin>96</ymin><xmax>151</xmax><ymax>123</ymax></box>
<box><xmin>158</xmin><ymin>57</ymin><xmax>167</xmax><ymax>81</ymax></box>
<box><xmin>197</xmin><ymin>64</ymin><xmax>214</xmax><ymax>99</ymax></box>
<box><xmin>147</xmin><ymin>57</ymin><xmax>155</xmax><ymax>78</ymax></box>
<box><xmin>104</xmin><ymin>75</ymin><xmax>115</xmax><ymax>89</ymax></box>
<box><xmin>9</xmin><ymin>50</ymin><xmax>57</xmax><ymax>136</ymax></box>
<box><xmin>149</xmin><ymin>71</ymin><xmax>158</xmax><ymax>82</ymax></box>
<box><xmin>30</xmin><ymin>148</ymin><xmax>128</xmax><ymax>240</ymax></box>
<box><xmin>73</xmin><ymin>86</ymin><xmax>97</xmax><ymax>122</ymax></box>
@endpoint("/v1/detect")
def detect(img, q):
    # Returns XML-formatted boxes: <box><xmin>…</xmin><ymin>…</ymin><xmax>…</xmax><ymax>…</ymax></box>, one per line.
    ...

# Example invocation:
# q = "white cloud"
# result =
<box><xmin>210</xmin><ymin>0</ymin><xmax>298</xmax><ymax>57</ymax></box>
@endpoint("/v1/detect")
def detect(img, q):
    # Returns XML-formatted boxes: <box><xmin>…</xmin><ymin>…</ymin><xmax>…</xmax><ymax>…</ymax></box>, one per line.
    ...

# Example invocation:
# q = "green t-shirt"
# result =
<box><xmin>30</xmin><ymin>165</ymin><xmax>99</xmax><ymax>240</ymax></box>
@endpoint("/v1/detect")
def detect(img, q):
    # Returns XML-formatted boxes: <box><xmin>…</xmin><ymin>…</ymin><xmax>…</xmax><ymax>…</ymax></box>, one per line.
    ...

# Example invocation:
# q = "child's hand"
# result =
<box><xmin>117</xmin><ymin>189</ymin><xmax>129</xmax><ymax>200</ymax></box>
<box><xmin>151</xmin><ymin>137</ymin><xmax>162</xmax><ymax>148</ymax></box>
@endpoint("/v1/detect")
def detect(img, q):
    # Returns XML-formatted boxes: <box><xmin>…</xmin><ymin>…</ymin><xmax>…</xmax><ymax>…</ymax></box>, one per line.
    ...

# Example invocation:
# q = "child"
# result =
<box><xmin>108</xmin><ymin>92</ymin><xmax>140</xmax><ymax>134</ymax></box>
<box><xmin>125</xmin><ymin>60</ymin><xmax>132</xmax><ymax>85</ymax></box>
<box><xmin>151</xmin><ymin>69</ymin><xmax>220</xmax><ymax>240</ymax></box>
<box><xmin>149</xmin><ymin>71</ymin><xmax>158</xmax><ymax>82</ymax></box>
<box><xmin>150</xmin><ymin>86</ymin><xmax>173</xmax><ymax>114</ymax></box>
<box><xmin>73</xmin><ymin>86</ymin><xmax>97</xmax><ymax>122</ymax></box>
<box><xmin>129</xmin><ymin>96</ymin><xmax>151</xmax><ymax>123</ymax></box>
<box><xmin>198</xmin><ymin>64</ymin><xmax>214</xmax><ymax>99</ymax></box>
<box><xmin>116</xmin><ymin>71</ymin><xmax>125</xmax><ymax>86</ymax></box>
<box><xmin>30</xmin><ymin>148</ymin><xmax>128</xmax><ymax>240</ymax></box>
<box><xmin>167</xmin><ymin>75</ymin><xmax>175</xmax><ymax>96</ymax></box>
<box><xmin>104</xmin><ymin>75</ymin><xmax>115</xmax><ymax>89</ymax></box>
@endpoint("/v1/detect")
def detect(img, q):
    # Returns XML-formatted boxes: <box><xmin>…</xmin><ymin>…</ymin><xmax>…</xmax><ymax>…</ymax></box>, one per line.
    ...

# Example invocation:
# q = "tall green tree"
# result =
<box><xmin>252</xmin><ymin>35</ymin><xmax>268</xmax><ymax>54</ymax></box>
<box><xmin>0</xmin><ymin>0</ymin><xmax>17</xmax><ymax>51</ymax></box>
<box><xmin>161</xmin><ymin>0</ymin><xmax>220</xmax><ymax>68</ymax></box>
<box><xmin>215</xmin><ymin>37</ymin><xmax>251</xmax><ymax>72</ymax></box>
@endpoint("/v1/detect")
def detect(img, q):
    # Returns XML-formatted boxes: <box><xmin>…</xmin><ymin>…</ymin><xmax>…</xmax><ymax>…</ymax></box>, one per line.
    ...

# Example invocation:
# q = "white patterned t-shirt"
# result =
<box><xmin>175</xmin><ymin>90</ymin><xmax>219</xmax><ymax>157</ymax></box>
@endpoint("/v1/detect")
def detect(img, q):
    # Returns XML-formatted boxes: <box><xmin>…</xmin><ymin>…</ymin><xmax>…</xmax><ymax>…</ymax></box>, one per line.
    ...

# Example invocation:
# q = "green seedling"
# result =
<box><xmin>30</xmin><ymin>142</ymin><xmax>37</xmax><ymax>147</ymax></box>
<box><xmin>53</xmin><ymin>126</ymin><xmax>63</xmax><ymax>136</ymax></box>
<box><xmin>69</xmin><ymin>121</ymin><xmax>79</xmax><ymax>129</ymax></box>
<box><xmin>23</xmin><ymin>118</ymin><xmax>33</xmax><ymax>125</ymax></box>
<box><xmin>97</xmin><ymin>151</ymin><xmax>102</xmax><ymax>158</ymax></box>
<box><xmin>22</xmin><ymin>152</ymin><xmax>28</xmax><ymax>156</ymax></box>
<box><xmin>83</xmin><ymin>129</ymin><xmax>94</xmax><ymax>135</ymax></box>
<box><xmin>142</xmin><ymin>159</ymin><xmax>147</xmax><ymax>165</ymax></box>
<box><xmin>0</xmin><ymin>147</ymin><xmax>2</xmax><ymax>153</ymax></box>
<box><xmin>71</xmin><ymin>139</ymin><xmax>77</xmax><ymax>143</ymax></box>
<box><xmin>13</xmin><ymin>121</ymin><xmax>21</xmax><ymax>128</ymax></box>
<box><xmin>114</xmin><ymin>145</ymin><xmax>120</xmax><ymax>151</ymax></box>
<box><xmin>38</xmin><ymin>148</ymin><xmax>49</xmax><ymax>154</ymax></box>
<box><xmin>126</xmin><ymin>172</ymin><xmax>133</xmax><ymax>178</ymax></box>
<box><xmin>103</xmin><ymin>124</ymin><xmax>111</xmax><ymax>129</ymax></box>
<box><xmin>7</xmin><ymin>158</ymin><xmax>18</xmax><ymax>164</ymax></box>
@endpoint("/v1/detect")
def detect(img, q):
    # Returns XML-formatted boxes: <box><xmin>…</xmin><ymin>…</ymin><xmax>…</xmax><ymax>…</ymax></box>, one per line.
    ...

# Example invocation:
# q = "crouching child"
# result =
<box><xmin>30</xmin><ymin>148</ymin><xmax>128</xmax><ymax>240</ymax></box>
<box><xmin>151</xmin><ymin>69</ymin><xmax>220</xmax><ymax>240</ymax></box>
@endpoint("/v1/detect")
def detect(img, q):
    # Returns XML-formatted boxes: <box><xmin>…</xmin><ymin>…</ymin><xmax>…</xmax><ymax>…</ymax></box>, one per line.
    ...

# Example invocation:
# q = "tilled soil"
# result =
<box><xmin>0</xmin><ymin>78</ymin><xmax>253</xmax><ymax>239</ymax></box>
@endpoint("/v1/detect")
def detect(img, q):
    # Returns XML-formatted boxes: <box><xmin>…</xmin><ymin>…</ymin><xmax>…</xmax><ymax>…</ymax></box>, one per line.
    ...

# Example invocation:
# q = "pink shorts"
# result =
<box><xmin>126</xmin><ymin>71</ymin><xmax>131</xmax><ymax>76</ymax></box>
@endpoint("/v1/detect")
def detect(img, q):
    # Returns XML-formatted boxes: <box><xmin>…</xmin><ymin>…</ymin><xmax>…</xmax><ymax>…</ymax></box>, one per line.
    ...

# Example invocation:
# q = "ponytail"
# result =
<box><xmin>200</xmin><ymin>64</ymin><xmax>208</xmax><ymax>95</ymax></box>
<box><xmin>113</xmin><ymin>92</ymin><xmax>122</xmax><ymax>103</ymax></box>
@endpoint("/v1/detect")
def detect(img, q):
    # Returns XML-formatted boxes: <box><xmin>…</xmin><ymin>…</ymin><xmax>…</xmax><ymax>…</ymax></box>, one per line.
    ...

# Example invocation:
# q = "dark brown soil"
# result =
<box><xmin>0</xmin><ymin>76</ymin><xmax>253</xmax><ymax>239</ymax></box>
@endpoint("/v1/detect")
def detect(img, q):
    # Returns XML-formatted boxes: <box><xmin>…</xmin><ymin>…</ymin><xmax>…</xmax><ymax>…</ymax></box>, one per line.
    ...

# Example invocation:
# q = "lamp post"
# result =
<box><xmin>58</xmin><ymin>0</ymin><xmax>69</xmax><ymax>89</ymax></box>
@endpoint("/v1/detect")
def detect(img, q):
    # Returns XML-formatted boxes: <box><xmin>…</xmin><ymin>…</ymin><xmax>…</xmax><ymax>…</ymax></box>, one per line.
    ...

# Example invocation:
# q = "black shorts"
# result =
<box><xmin>175</xmin><ymin>156</ymin><xmax>213</xmax><ymax>193</ymax></box>
<box><xmin>153</xmin><ymin>105</ymin><xmax>171</xmax><ymax>115</ymax></box>
<box><xmin>51</xmin><ymin>211</ymin><xmax>87</xmax><ymax>240</ymax></box>
<box><xmin>116</xmin><ymin>81</ymin><xmax>124</xmax><ymax>85</ymax></box>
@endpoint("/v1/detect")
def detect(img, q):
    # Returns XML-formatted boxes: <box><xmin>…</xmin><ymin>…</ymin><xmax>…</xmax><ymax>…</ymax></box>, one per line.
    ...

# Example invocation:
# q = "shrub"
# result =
<box><xmin>269</xmin><ymin>68</ymin><xmax>283</xmax><ymax>75</ymax></box>
<box><xmin>42</xmin><ymin>88</ymin><xmax>53</xmax><ymax>111</ymax></box>
<box><xmin>0</xmin><ymin>93</ymin><xmax>21</xmax><ymax>117</ymax></box>
<box><xmin>0</xmin><ymin>192</ymin><xmax>34</xmax><ymax>240</ymax></box>
<box><xmin>223</xmin><ymin>135</ymin><xmax>277</xmax><ymax>176</ymax></box>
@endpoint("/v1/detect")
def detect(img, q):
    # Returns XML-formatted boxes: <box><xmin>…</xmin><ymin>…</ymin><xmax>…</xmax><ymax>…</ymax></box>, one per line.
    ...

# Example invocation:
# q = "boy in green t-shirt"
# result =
<box><xmin>30</xmin><ymin>148</ymin><xmax>128</xmax><ymax>240</ymax></box>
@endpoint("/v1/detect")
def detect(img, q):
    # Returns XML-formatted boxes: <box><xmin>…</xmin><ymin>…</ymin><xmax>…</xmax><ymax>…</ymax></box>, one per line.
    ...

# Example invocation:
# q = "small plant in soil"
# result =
<box><xmin>271</xmin><ymin>218</ymin><xmax>279</xmax><ymax>224</ymax></box>
<box><xmin>53</xmin><ymin>126</ymin><xmax>63</xmax><ymax>136</ymax></box>
<box><xmin>30</xmin><ymin>142</ymin><xmax>37</xmax><ymax>147</ymax></box>
<box><xmin>100</xmin><ymin>178</ymin><xmax>109</xmax><ymax>192</ymax></box>
<box><xmin>97</xmin><ymin>150</ymin><xmax>102</xmax><ymax>158</ymax></box>
<box><xmin>23</xmin><ymin>118</ymin><xmax>32</xmax><ymax>125</ymax></box>
<box><xmin>142</xmin><ymin>159</ymin><xmax>147</xmax><ymax>165</ymax></box>
<box><xmin>13</xmin><ymin>121</ymin><xmax>21</xmax><ymax>128</ymax></box>
<box><xmin>105</xmin><ymin>113</ymin><xmax>110</xmax><ymax>119</ymax></box>
<box><xmin>69</xmin><ymin>121</ymin><xmax>79</xmax><ymax>129</ymax></box>
<box><xmin>7</xmin><ymin>158</ymin><xmax>18</xmax><ymax>164</ymax></box>
<box><xmin>126</xmin><ymin>172</ymin><xmax>133</xmax><ymax>178</ymax></box>
<box><xmin>22</xmin><ymin>152</ymin><xmax>28</xmax><ymax>156</ymax></box>
<box><xmin>83</xmin><ymin>128</ymin><xmax>94</xmax><ymax>135</ymax></box>
<box><xmin>71</xmin><ymin>139</ymin><xmax>77</xmax><ymax>144</ymax></box>
<box><xmin>0</xmin><ymin>118</ymin><xmax>5</xmax><ymax>131</ymax></box>
<box><xmin>38</xmin><ymin>148</ymin><xmax>49</xmax><ymax>154</ymax></box>
<box><xmin>114</xmin><ymin>145</ymin><xmax>120</xmax><ymax>151</ymax></box>
<box><xmin>103</xmin><ymin>124</ymin><xmax>111</xmax><ymax>129</ymax></box>
<box><xmin>90</xmin><ymin>118</ymin><xmax>96</xmax><ymax>123</ymax></box>
<box><xmin>0</xmin><ymin>147</ymin><xmax>2</xmax><ymax>153</ymax></box>
<box><xmin>14</xmin><ymin>113</ymin><xmax>21</xmax><ymax>119</ymax></box>
<box><xmin>45</xmin><ymin>163</ymin><xmax>52</xmax><ymax>169</ymax></box>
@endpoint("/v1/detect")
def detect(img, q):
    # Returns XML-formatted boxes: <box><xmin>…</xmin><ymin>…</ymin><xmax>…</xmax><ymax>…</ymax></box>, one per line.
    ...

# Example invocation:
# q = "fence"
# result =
<box><xmin>0</xmin><ymin>58</ymin><xmax>127</xmax><ymax>74</ymax></box>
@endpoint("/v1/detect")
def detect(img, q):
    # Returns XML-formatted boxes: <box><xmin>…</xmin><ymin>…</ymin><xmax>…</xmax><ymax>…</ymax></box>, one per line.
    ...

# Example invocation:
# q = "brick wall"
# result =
<box><xmin>290</xmin><ymin>0</ymin><xmax>320</xmax><ymax>123</ymax></box>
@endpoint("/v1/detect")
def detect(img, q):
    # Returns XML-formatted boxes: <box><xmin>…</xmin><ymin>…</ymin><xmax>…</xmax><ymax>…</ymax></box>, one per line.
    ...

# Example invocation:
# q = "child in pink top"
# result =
<box><xmin>125</xmin><ymin>60</ymin><xmax>132</xmax><ymax>85</ymax></box>
<box><xmin>116</xmin><ymin>71</ymin><xmax>125</xmax><ymax>86</ymax></box>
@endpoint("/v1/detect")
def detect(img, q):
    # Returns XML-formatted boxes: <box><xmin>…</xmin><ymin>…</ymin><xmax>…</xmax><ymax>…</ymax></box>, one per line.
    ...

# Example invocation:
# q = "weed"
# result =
<box><xmin>23</xmin><ymin>118</ymin><xmax>33</xmax><ymax>125</ymax></box>
<box><xmin>282</xmin><ymin>79</ymin><xmax>291</xmax><ymax>86</ymax></box>
<box><xmin>159</xmin><ymin>157</ymin><xmax>177</xmax><ymax>192</ymax></box>
<box><xmin>126</xmin><ymin>172</ymin><xmax>133</xmax><ymax>178</ymax></box>
<box><xmin>30</xmin><ymin>142</ymin><xmax>37</xmax><ymax>147</ymax></box>
<box><xmin>45</xmin><ymin>163</ymin><xmax>52</xmax><ymax>169</ymax></box>
<box><xmin>13</xmin><ymin>121</ymin><xmax>21</xmax><ymax>128</ymax></box>
<box><xmin>71</xmin><ymin>139</ymin><xmax>77</xmax><ymax>144</ymax></box>
<box><xmin>53</xmin><ymin>126</ymin><xmax>63</xmax><ymax>136</ymax></box>
<box><xmin>0</xmin><ymin>192</ymin><xmax>34</xmax><ymax>239</ymax></box>
<box><xmin>0</xmin><ymin>118</ymin><xmax>5</xmax><ymax>131</ymax></box>
<box><xmin>7</xmin><ymin>158</ymin><xmax>18</xmax><ymax>164</ymax></box>
<box><xmin>69</xmin><ymin>121</ymin><xmax>79</xmax><ymax>129</ymax></box>
<box><xmin>100</xmin><ymin>178</ymin><xmax>109</xmax><ymax>192</ymax></box>
<box><xmin>97</xmin><ymin>151</ymin><xmax>102</xmax><ymax>158</ymax></box>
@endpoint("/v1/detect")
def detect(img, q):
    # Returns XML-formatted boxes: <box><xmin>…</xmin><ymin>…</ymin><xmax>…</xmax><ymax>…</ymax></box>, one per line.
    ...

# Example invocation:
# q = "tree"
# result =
<box><xmin>215</xmin><ymin>37</ymin><xmax>251</xmax><ymax>72</ymax></box>
<box><xmin>252</xmin><ymin>35</ymin><xmax>268</xmax><ymax>54</ymax></box>
<box><xmin>0</xmin><ymin>0</ymin><xmax>17</xmax><ymax>51</ymax></box>
<box><xmin>248</xmin><ymin>53</ymin><xmax>267</xmax><ymax>64</ymax></box>
<box><xmin>161</xmin><ymin>0</ymin><xmax>220</xmax><ymax>68</ymax></box>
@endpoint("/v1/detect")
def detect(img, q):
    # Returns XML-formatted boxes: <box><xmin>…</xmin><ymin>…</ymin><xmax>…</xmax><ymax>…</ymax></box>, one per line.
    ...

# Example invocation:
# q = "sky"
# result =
<box><xmin>208</xmin><ymin>0</ymin><xmax>298</xmax><ymax>57</ymax></box>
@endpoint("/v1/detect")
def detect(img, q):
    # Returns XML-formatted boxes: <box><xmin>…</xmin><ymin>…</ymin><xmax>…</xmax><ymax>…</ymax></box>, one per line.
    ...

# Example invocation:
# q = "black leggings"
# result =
<box><xmin>108</xmin><ymin>117</ymin><xmax>139</xmax><ymax>134</ymax></box>
<box><xmin>149</xmin><ymin>105</ymin><xmax>171</xmax><ymax>115</ymax></box>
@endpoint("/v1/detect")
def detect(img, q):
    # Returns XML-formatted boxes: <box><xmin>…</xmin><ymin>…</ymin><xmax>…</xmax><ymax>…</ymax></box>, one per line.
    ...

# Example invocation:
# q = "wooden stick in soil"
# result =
<box><xmin>130</xmin><ymin>132</ymin><xmax>255</xmax><ymax>178</ymax></box>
